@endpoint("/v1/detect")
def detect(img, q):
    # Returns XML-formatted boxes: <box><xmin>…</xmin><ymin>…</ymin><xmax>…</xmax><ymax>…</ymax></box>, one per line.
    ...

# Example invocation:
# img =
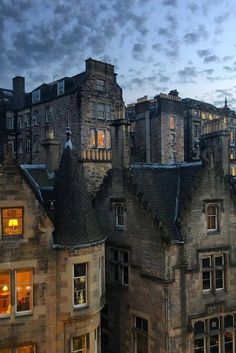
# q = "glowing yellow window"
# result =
<box><xmin>0</xmin><ymin>271</ymin><xmax>11</xmax><ymax>316</ymax></box>
<box><xmin>15</xmin><ymin>269</ymin><xmax>33</xmax><ymax>314</ymax></box>
<box><xmin>16</xmin><ymin>345</ymin><xmax>36</xmax><ymax>353</ymax></box>
<box><xmin>2</xmin><ymin>208</ymin><xmax>23</xmax><ymax>236</ymax></box>
<box><xmin>97</xmin><ymin>130</ymin><xmax>105</xmax><ymax>148</ymax></box>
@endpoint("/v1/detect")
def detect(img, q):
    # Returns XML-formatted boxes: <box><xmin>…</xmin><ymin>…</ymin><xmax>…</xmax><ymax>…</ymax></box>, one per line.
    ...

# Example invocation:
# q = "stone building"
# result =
<box><xmin>1</xmin><ymin>58</ymin><xmax>124</xmax><ymax>193</ymax></box>
<box><xmin>95</xmin><ymin>118</ymin><xmax>236</xmax><ymax>353</ymax></box>
<box><xmin>126</xmin><ymin>90</ymin><xmax>184</xmax><ymax>164</ymax></box>
<box><xmin>0</xmin><ymin>136</ymin><xmax>106</xmax><ymax>352</ymax></box>
<box><xmin>182</xmin><ymin>97</ymin><xmax>236</xmax><ymax>168</ymax></box>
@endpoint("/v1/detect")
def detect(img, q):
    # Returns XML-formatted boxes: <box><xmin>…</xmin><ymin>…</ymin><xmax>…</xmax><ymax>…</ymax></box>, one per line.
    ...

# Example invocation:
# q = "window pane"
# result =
<box><xmin>16</xmin><ymin>345</ymin><xmax>35</xmax><ymax>353</ymax></box>
<box><xmin>122</xmin><ymin>266</ymin><xmax>128</xmax><ymax>285</ymax></box>
<box><xmin>16</xmin><ymin>270</ymin><xmax>32</xmax><ymax>313</ymax></box>
<box><xmin>97</xmin><ymin>130</ymin><xmax>105</xmax><ymax>148</ymax></box>
<box><xmin>194</xmin><ymin>338</ymin><xmax>204</xmax><ymax>353</ymax></box>
<box><xmin>202</xmin><ymin>258</ymin><xmax>211</xmax><ymax>268</ymax></box>
<box><xmin>202</xmin><ymin>271</ymin><xmax>211</xmax><ymax>290</ymax></box>
<box><xmin>74</xmin><ymin>263</ymin><xmax>87</xmax><ymax>306</ymax></box>
<box><xmin>72</xmin><ymin>335</ymin><xmax>86</xmax><ymax>353</ymax></box>
<box><xmin>90</xmin><ymin>129</ymin><xmax>96</xmax><ymax>148</ymax></box>
<box><xmin>224</xmin><ymin>315</ymin><xmax>234</xmax><ymax>328</ymax></box>
<box><xmin>209</xmin><ymin>334</ymin><xmax>219</xmax><ymax>353</ymax></box>
<box><xmin>2</xmin><ymin>208</ymin><xmax>23</xmax><ymax>236</ymax></box>
<box><xmin>123</xmin><ymin>252</ymin><xmax>128</xmax><ymax>263</ymax></box>
<box><xmin>0</xmin><ymin>271</ymin><xmax>11</xmax><ymax>315</ymax></box>
<box><xmin>215</xmin><ymin>270</ymin><xmax>223</xmax><ymax>289</ymax></box>
<box><xmin>224</xmin><ymin>331</ymin><xmax>233</xmax><ymax>353</ymax></box>
<box><xmin>210</xmin><ymin>318</ymin><xmax>219</xmax><ymax>331</ymax></box>
<box><xmin>215</xmin><ymin>256</ymin><xmax>223</xmax><ymax>267</ymax></box>
<box><xmin>194</xmin><ymin>321</ymin><xmax>204</xmax><ymax>335</ymax></box>
<box><xmin>74</xmin><ymin>264</ymin><xmax>86</xmax><ymax>277</ymax></box>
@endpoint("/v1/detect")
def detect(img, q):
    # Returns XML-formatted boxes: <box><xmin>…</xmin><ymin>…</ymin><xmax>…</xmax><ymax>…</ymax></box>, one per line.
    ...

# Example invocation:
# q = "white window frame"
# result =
<box><xmin>6</xmin><ymin>115</ymin><xmax>14</xmax><ymax>129</ymax></box>
<box><xmin>206</xmin><ymin>204</ymin><xmax>218</xmax><ymax>232</ymax></box>
<box><xmin>96</xmin><ymin>79</ymin><xmax>105</xmax><ymax>92</ymax></box>
<box><xmin>45</xmin><ymin>106</ymin><xmax>53</xmax><ymax>123</ymax></box>
<box><xmin>115</xmin><ymin>203</ymin><xmax>124</xmax><ymax>228</ymax></box>
<box><xmin>201</xmin><ymin>254</ymin><xmax>225</xmax><ymax>293</ymax></box>
<box><xmin>73</xmin><ymin>263</ymin><xmax>88</xmax><ymax>308</ymax></box>
<box><xmin>32</xmin><ymin>111</ymin><xmax>40</xmax><ymax>126</ymax></box>
<box><xmin>57</xmin><ymin>80</ymin><xmax>65</xmax><ymax>95</ymax></box>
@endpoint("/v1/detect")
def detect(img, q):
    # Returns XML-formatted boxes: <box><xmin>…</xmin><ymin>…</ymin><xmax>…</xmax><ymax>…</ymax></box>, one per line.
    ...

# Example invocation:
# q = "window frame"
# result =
<box><xmin>201</xmin><ymin>254</ymin><xmax>226</xmax><ymax>294</ymax></box>
<box><xmin>71</xmin><ymin>334</ymin><xmax>89</xmax><ymax>353</ymax></box>
<box><xmin>134</xmin><ymin>316</ymin><xmax>148</xmax><ymax>353</ymax></box>
<box><xmin>206</xmin><ymin>204</ymin><xmax>218</xmax><ymax>232</ymax></box>
<box><xmin>6</xmin><ymin>115</ymin><xmax>14</xmax><ymax>130</ymax></box>
<box><xmin>15</xmin><ymin>269</ymin><xmax>33</xmax><ymax>316</ymax></box>
<box><xmin>0</xmin><ymin>270</ymin><xmax>11</xmax><ymax>317</ymax></box>
<box><xmin>96</xmin><ymin>79</ymin><xmax>105</xmax><ymax>92</ymax></box>
<box><xmin>32</xmin><ymin>89</ymin><xmax>40</xmax><ymax>104</ymax></box>
<box><xmin>73</xmin><ymin>263</ymin><xmax>88</xmax><ymax>309</ymax></box>
<box><xmin>115</xmin><ymin>203</ymin><xmax>124</xmax><ymax>228</ymax></box>
<box><xmin>1</xmin><ymin>207</ymin><xmax>24</xmax><ymax>238</ymax></box>
<box><xmin>57</xmin><ymin>80</ymin><xmax>65</xmax><ymax>96</ymax></box>
<box><xmin>110</xmin><ymin>248</ymin><xmax>129</xmax><ymax>286</ymax></box>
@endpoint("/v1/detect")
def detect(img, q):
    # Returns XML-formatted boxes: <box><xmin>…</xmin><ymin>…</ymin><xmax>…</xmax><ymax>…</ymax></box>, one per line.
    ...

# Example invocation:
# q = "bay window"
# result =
<box><xmin>73</xmin><ymin>263</ymin><xmax>87</xmax><ymax>307</ymax></box>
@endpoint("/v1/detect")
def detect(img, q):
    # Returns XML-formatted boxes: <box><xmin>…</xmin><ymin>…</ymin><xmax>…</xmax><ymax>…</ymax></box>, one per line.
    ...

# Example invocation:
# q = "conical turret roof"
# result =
<box><xmin>53</xmin><ymin>146</ymin><xmax>105</xmax><ymax>247</ymax></box>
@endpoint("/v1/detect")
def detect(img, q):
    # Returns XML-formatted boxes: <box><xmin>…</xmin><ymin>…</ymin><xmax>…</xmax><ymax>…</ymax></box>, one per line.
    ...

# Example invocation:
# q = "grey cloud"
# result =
<box><xmin>178</xmin><ymin>66</ymin><xmax>197</xmax><ymax>83</ymax></box>
<box><xmin>202</xmin><ymin>69</ymin><xmax>214</xmax><ymax>75</ymax></box>
<box><xmin>204</xmin><ymin>55</ymin><xmax>219</xmax><ymax>63</ymax></box>
<box><xmin>184</xmin><ymin>25</ymin><xmax>208</xmax><ymax>44</ymax></box>
<box><xmin>159</xmin><ymin>74</ymin><xmax>170</xmax><ymax>83</ymax></box>
<box><xmin>197</xmin><ymin>49</ymin><xmax>212</xmax><ymax>57</ymax></box>
<box><xmin>223</xmin><ymin>56</ymin><xmax>233</xmax><ymax>62</ymax></box>
<box><xmin>152</xmin><ymin>43</ymin><xmax>162</xmax><ymax>52</ymax></box>
<box><xmin>132</xmin><ymin>43</ymin><xmax>146</xmax><ymax>60</ymax></box>
<box><xmin>158</xmin><ymin>28</ymin><xmax>171</xmax><ymax>37</ymax></box>
<box><xmin>188</xmin><ymin>2</ymin><xmax>199</xmax><ymax>13</ymax></box>
<box><xmin>166</xmin><ymin>15</ymin><xmax>178</xmax><ymax>31</ymax></box>
<box><xmin>214</xmin><ymin>12</ymin><xmax>230</xmax><ymax>24</ymax></box>
<box><xmin>162</xmin><ymin>0</ymin><xmax>177</xmax><ymax>6</ymax></box>
<box><xmin>206</xmin><ymin>76</ymin><xmax>222</xmax><ymax>82</ymax></box>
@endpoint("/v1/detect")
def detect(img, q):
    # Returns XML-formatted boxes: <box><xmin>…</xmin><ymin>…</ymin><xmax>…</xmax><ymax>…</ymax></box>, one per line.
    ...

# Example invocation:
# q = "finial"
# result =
<box><xmin>64</xmin><ymin>127</ymin><xmax>72</xmax><ymax>149</ymax></box>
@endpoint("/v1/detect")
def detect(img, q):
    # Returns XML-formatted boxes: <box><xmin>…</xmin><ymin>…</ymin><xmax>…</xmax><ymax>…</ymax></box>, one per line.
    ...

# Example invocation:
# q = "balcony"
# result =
<box><xmin>81</xmin><ymin>148</ymin><xmax>112</xmax><ymax>162</ymax></box>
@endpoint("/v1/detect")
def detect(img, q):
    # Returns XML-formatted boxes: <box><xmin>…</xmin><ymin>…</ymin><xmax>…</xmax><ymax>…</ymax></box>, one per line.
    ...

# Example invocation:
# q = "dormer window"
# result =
<box><xmin>57</xmin><ymin>80</ymin><xmax>65</xmax><ymax>95</ymax></box>
<box><xmin>1</xmin><ymin>208</ymin><xmax>23</xmax><ymax>237</ymax></box>
<box><xmin>32</xmin><ymin>89</ymin><xmax>40</xmax><ymax>104</ymax></box>
<box><xmin>96</xmin><ymin>79</ymin><xmax>105</xmax><ymax>92</ymax></box>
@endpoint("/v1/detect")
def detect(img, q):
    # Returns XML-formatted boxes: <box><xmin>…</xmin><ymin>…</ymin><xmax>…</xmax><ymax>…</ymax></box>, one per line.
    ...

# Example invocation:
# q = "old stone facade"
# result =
<box><xmin>127</xmin><ymin>90</ymin><xmax>184</xmax><ymax>164</ymax></box>
<box><xmin>0</xmin><ymin>147</ymin><xmax>105</xmax><ymax>353</ymax></box>
<box><xmin>95</xmin><ymin>118</ymin><xmax>236</xmax><ymax>353</ymax></box>
<box><xmin>1</xmin><ymin>58</ymin><xmax>123</xmax><ymax>193</ymax></box>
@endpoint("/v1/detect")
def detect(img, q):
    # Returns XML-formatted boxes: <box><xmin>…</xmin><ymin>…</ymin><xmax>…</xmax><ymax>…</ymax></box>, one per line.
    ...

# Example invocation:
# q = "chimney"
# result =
<box><xmin>200</xmin><ymin>127</ymin><xmax>230</xmax><ymax>175</ymax></box>
<box><xmin>12</xmin><ymin>76</ymin><xmax>25</xmax><ymax>109</ymax></box>
<box><xmin>41</xmin><ymin>129</ymin><xmax>60</xmax><ymax>175</ymax></box>
<box><xmin>110</xmin><ymin>118</ymin><xmax>131</xmax><ymax>196</ymax></box>
<box><xmin>169</xmin><ymin>89</ymin><xmax>179</xmax><ymax>97</ymax></box>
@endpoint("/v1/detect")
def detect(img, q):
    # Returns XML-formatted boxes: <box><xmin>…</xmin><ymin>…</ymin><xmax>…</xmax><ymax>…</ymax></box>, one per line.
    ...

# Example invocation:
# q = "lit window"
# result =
<box><xmin>32</xmin><ymin>89</ymin><xmax>40</xmax><ymax>104</ymax></box>
<box><xmin>6</xmin><ymin>115</ymin><xmax>14</xmax><ymax>129</ymax></box>
<box><xmin>206</xmin><ymin>204</ymin><xmax>218</xmax><ymax>231</ymax></box>
<box><xmin>231</xmin><ymin>166</ymin><xmax>236</xmax><ymax>176</ymax></box>
<box><xmin>90</xmin><ymin>129</ymin><xmax>96</xmax><ymax>148</ymax></box>
<box><xmin>45</xmin><ymin>107</ymin><xmax>53</xmax><ymax>123</ymax></box>
<box><xmin>0</xmin><ymin>271</ymin><xmax>11</xmax><ymax>316</ymax></box>
<box><xmin>110</xmin><ymin>248</ymin><xmax>129</xmax><ymax>285</ymax></box>
<box><xmin>96</xmin><ymin>79</ymin><xmax>105</xmax><ymax>92</ymax></box>
<box><xmin>57</xmin><ymin>80</ymin><xmax>65</xmax><ymax>95</ymax></box>
<box><xmin>72</xmin><ymin>335</ymin><xmax>89</xmax><ymax>353</ymax></box>
<box><xmin>15</xmin><ymin>269</ymin><xmax>33</xmax><ymax>314</ymax></box>
<box><xmin>202</xmin><ymin>254</ymin><xmax>225</xmax><ymax>293</ymax></box>
<box><xmin>0</xmin><ymin>345</ymin><xmax>35</xmax><ymax>353</ymax></box>
<box><xmin>115</xmin><ymin>204</ymin><xmax>124</xmax><ymax>227</ymax></box>
<box><xmin>73</xmin><ymin>263</ymin><xmax>87</xmax><ymax>307</ymax></box>
<box><xmin>97</xmin><ymin>130</ymin><xmax>105</xmax><ymax>148</ymax></box>
<box><xmin>169</xmin><ymin>116</ymin><xmax>175</xmax><ymax>130</ymax></box>
<box><xmin>201</xmin><ymin>113</ymin><xmax>206</xmax><ymax>120</ymax></box>
<box><xmin>134</xmin><ymin>317</ymin><xmax>148</xmax><ymax>353</ymax></box>
<box><xmin>2</xmin><ymin>208</ymin><xmax>23</xmax><ymax>236</ymax></box>
<box><xmin>106</xmin><ymin>130</ymin><xmax>111</xmax><ymax>149</ymax></box>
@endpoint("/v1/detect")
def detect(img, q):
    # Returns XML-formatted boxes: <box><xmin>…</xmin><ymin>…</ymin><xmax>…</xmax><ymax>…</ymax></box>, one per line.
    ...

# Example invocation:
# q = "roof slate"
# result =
<box><xmin>130</xmin><ymin>162</ymin><xmax>201</xmax><ymax>241</ymax></box>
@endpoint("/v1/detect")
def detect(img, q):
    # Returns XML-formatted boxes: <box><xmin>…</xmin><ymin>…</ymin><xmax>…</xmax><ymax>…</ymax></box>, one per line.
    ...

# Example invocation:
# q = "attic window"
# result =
<box><xmin>2</xmin><ymin>208</ymin><xmax>23</xmax><ymax>237</ymax></box>
<box><xmin>57</xmin><ymin>80</ymin><xmax>65</xmax><ymax>95</ymax></box>
<box><xmin>32</xmin><ymin>89</ymin><xmax>40</xmax><ymax>104</ymax></box>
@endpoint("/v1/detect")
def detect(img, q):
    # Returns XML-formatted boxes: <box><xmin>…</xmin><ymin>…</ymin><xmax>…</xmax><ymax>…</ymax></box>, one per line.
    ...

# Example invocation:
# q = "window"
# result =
<box><xmin>96</xmin><ymin>79</ymin><xmax>105</xmax><ymax>92</ymax></box>
<box><xmin>18</xmin><ymin>114</ymin><xmax>23</xmax><ymax>129</ymax></box>
<box><xmin>169</xmin><ymin>116</ymin><xmax>175</xmax><ymax>130</ymax></box>
<box><xmin>206</xmin><ymin>204</ymin><xmax>218</xmax><ymax>231</ymax></box>
<box><xmin>18</xmin><ymin>139</ymin><xmax>23</xmax><ymax>154</ymax></box>
<box><xmin>2</xmin><ymin>208</ymin><xmax>23</xmax><ymax>237</ymax></box>
<box><xmin>194</xmin><ymin>123</ymin><xmax>200</xmax><ymax>140</ymax></box>
<box><xmin>32</xmin><ymin>111</ymin><xmax>40</xmax><ymax>126</ymax></box>
<box><xmin>25</xmin><ymin>113</ymin><xmax>30</xmax><ymax>128</ymax></box>
<box><xmin>72</xmin><ymin>335</ymin><xmax>89</xmax><ymax>353</ymax></box>
<box><xmin>15</xmin><ymin>269</ymin><xmax>33</xmax><ymax>314</ymax></box>
<box><xmin>0</xmin><ymin>269</ymin><xmax>33</xmax><ymax>317</ymax></box>
<box><xmin>99</xmin><ymin>256</ymin><xmax>105</xmax><ymax>298</ymax></box>
<box><xmin>6</xmin><ymin>115</ymin><xmax>14</xmax><ymax>129</ymax></box>
<box><xmin>57</xmin><ymin>80</ymin><xmax>65</xmax><ymax>95</ymax></box>
<box><xmin>231</xmin><ymin>166</ymin><xmax>236</xmax><ymax>176</ymax></box>
<box><xmin>110</xmin><ymin>248</ymin><xmax>129</xmax><ymax>285</ymax></box>
<box><xmin>0</xmin><ymin>346</ymin><xmax>35</xmax><ymax>353</ymax></box>
<box><xmin>134</xmin><ymin>317</ymin><xmax>148</xmax><ymax>353</ymax></box>
<box><xmin>0</xmin><ymin>271</ymin><xmax>11</xmax><ymax>315</ymax></box>
<box><xmin>26</xmin><ymin>139</ymin><xmax>31</xmax><ymax>153</ymax></box>
<box><xmin>194</xmin><ymin>315</ymin><xmax>235</xmax><ymax>353</ymax></box>
<box><xmin>91</xmin><ymin>102</ymin><xmax>111</xmax><ymax>120</ymax></box>
<box><xmin>45</xmin><ymin>107</ymin><xmax>53</xmax><ymax>123</ymax></box>
<box><xmin>90</xmin><ymin>129</ymin><xmax>96</xmax><ymax>148</ymax></box>
<box><xmin>32</xmin><ymin>89</ymin><xmax>40</xmax><ymax>103</ymax></box>
<box><xmin>115</xmin><ymin>204</ymin><xmax>124</xmax><ymax>227</ymax></box>
<box><xmin>97</xmin><ymin>129</ymin><xmax>105</xmax><ymax>148</ymax></box>
<box><xmin>170</xmin><ymin>132</ymin><xmax>176</xmax><ymax>146</ymax></box>
<box><xmin>33</xmin><ymin>135</ymin><xmax>39</xmax><ymax>153</ymax></box>
<box><xmin>73</xmin><ymin>263</ymin><xmax>87</xmax><ymax>307</ymax></box>
<box><xmin>202</xmin><ymin>254</ymin><xmax>225</xmax><ymax>293</ymax></box>
<box><xmin>106</xmin><ymin>130</ymin><xmax>111</xmax><ymax>149</ymax></box>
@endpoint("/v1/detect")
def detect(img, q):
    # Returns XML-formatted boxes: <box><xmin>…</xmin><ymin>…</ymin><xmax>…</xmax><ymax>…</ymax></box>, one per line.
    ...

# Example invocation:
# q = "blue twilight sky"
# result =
<box><xmin>1</xmin><ymin>0</ymin><xmax>236</xmax><ymax>108</ymax></box>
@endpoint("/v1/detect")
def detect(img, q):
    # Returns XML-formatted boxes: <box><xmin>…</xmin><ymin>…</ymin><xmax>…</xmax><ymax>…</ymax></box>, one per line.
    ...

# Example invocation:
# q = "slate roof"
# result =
<box><xmin>130</xmin><ymin>162</ymin><xmax>202</xmax><ymax>242</ymax></box>
<box><xmin>53</xmin><ymin>147</ymin><xmax>105</xmax><ymax>247</ymax></box>
<box><xmin>182</xmin><ymin>97</ymin><xmax>236</xmax><ymax>117</ymax></box>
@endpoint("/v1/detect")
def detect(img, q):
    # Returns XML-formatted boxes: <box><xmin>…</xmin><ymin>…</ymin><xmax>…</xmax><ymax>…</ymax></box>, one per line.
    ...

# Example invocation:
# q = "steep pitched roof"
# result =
<box><xmin>53</xmin><ymin>147</ymin><xmax>105</xmax><ymax>247</ymax></box>
<box><xmin>130</xmin><ymin>162</ymin><xmax>201</xmax><ymax>242</ymax></box>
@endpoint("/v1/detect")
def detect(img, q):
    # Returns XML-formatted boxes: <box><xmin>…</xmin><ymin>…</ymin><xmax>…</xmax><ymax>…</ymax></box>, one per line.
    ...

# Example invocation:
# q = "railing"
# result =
<box><xmin>81</xmin><ymin>148</ymin><xmax>112</xmax><ymax>161</ymax></box>
<box><xmin>202</xmin><ymin>119</ymin><xmax>228</xmax><ymax>135</ymax></box>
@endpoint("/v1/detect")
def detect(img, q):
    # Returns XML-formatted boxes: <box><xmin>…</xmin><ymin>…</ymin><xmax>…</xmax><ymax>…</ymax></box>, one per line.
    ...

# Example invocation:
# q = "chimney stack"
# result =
<box><xmin>41</xmin><ymin>129</ymin><xmax>60</xmax><ymax>175</ymax></box>
<box><xmin>12</xmin><ymin>76</ymin><xmax>25</xmax><ymax>109</ymax></box>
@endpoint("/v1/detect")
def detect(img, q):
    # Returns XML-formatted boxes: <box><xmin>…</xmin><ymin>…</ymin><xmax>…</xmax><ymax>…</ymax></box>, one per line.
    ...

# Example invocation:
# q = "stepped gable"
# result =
<box><xmin>130</xmin><ymin>162</ymin><xmax>201</xmax><ymax>241</ymax></box>
<box><xmin>53</xmin><ymin>146</ymin><xmax>105</xmax><ymax>247</ymax></box>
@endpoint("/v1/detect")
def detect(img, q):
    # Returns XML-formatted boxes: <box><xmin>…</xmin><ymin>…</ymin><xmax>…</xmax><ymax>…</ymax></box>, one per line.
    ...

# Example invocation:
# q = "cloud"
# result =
<box><xmin>158</xmin><ymin>28</ymin><xmax>170</xmax><ymax>37</ymax></box>
<box><xmin>204</xmin><ymin>55</ymin><xmax>219</xmax><ymax>63</ymax></box>
<box><xmin>132</xmin><ymin>43</ymin><xmax>146</xmax><ymax>60</ymax></box>
<box><xmin>162</xmin><ymin>0</ymin><xmax>177</xmax><ymax>6</ymax></box>
<box><xmin>188</xmin><ymin>2</ymin><xmax>199</xmax><ymax>13</ymax></box>
<box><xmin>202</xmin><ymin>69</ymin><xmax>214</xmax><ymax>75</ymax></box>
<box><xmin>183</xmin><ymin>25</ymin><xmax>208</xmax><ymax>44</ymax></box>
<box><xmin>197</xmin><ymin>49</ymin><xmax>212</xmax><ymax>57</ymax></box>
<box><xmin>159</xmin><ymin>74</ymin><xmax>170</xmax><ymax>83</ymax></box>
<box><xmin>178</xmin><ymin>66</ymin><xmax>197</xmax><ymax>83</ymax></box>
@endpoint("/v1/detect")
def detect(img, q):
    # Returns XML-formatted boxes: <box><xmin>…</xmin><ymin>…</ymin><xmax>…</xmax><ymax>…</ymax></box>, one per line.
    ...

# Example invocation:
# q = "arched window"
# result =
<box><xmin>206</xmin><ymin>205</ymin><xmax>217</xmax><ymax>231</ymax></box>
